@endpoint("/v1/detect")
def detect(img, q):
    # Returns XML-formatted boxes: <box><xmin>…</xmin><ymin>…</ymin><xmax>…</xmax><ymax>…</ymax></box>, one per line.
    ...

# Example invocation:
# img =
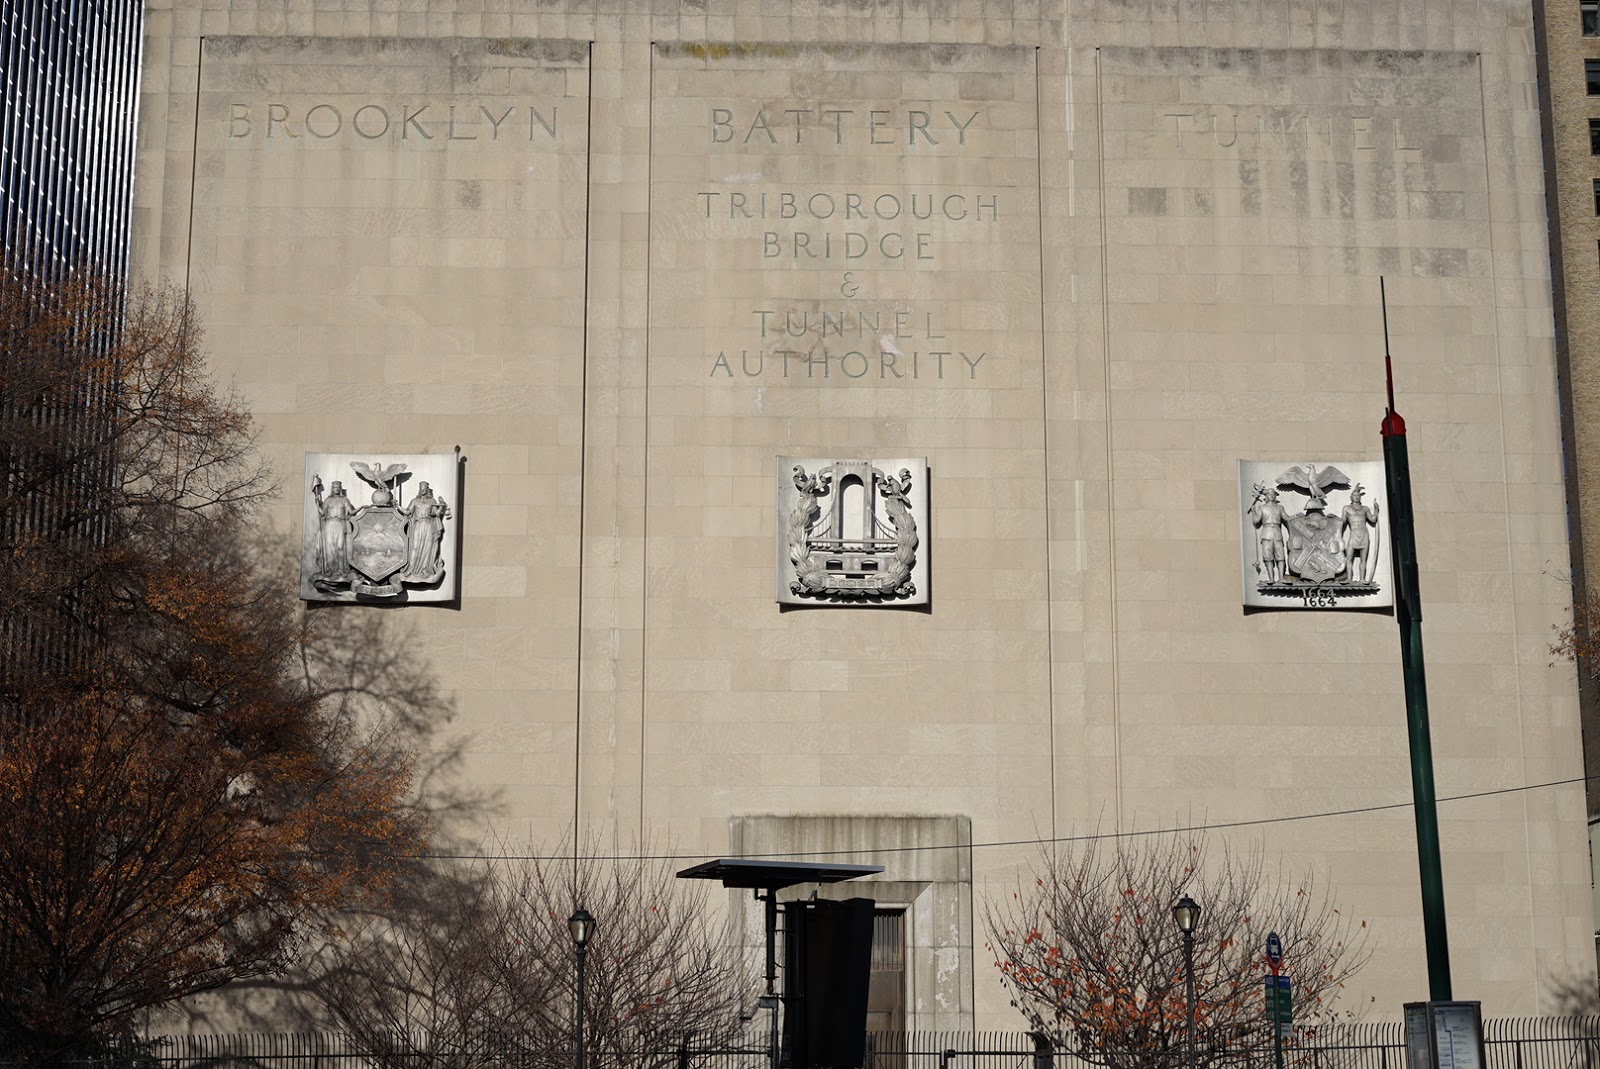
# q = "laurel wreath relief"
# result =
<box><xmin>788</xmin><ymin>465</ymin><xmax>917</xmax><ymax>600</ymax></box>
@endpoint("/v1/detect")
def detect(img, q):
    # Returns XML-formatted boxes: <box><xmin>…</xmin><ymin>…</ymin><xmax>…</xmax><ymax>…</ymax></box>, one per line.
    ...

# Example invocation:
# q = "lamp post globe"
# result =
<box><xmin>569</xmin><ymin>908</ymin><xmax>596</xmax><ymax>948</ymax></box>
<box><xmin>569</xmin><ymin>908</ymin><xmax>597</xmax><ymax>1069</ymax></box>
<box><xmin>1172</xmin><ymin>896</ymin><xmax>1201</xmax><ymax>1069</ymax></box>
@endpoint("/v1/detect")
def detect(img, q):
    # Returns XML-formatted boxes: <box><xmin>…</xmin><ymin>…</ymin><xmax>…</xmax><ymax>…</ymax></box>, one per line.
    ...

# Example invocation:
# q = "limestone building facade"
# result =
<box><xmin>134</xmin><ymin>0</ymin><xmax>1591</xmax><ymax>1024</ymax></box>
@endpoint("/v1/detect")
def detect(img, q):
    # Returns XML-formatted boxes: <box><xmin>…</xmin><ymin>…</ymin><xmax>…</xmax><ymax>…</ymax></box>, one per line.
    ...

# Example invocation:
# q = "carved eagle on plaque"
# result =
<box><xmin>349</xmin><ymin>460</ymin><xmax>408</xmax><ymax>505</ymax></box>
<box><xmin>1275</xmin><ymin>463</ymin><xmax>1350</xmax><ymax>511</ymax></box>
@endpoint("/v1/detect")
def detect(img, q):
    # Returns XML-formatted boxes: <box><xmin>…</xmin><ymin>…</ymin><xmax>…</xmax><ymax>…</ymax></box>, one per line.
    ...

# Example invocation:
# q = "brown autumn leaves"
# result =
<box><xmin>0</xmin><ymin>269</ymin><xmax>423</xmax><ymax>1056</ymax></box>
<box><xmin>0</xmin><ymin>269</ymin><xmax>754</xmax><ymax>1063</ymax></box>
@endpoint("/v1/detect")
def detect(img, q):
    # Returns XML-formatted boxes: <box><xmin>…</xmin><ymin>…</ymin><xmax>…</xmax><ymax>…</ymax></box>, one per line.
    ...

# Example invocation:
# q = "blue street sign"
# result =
<box><xmin>1266</xmin><ymin>931</ymin><xmax>1283</xmax><ymax>967</ymax></box>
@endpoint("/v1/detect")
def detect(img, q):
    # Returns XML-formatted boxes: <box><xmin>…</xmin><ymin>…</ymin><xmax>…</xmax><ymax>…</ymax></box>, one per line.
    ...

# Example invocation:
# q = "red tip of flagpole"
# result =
<box><xmin>1382</xmin><ymin>351</ymin><xmax>1405</xmax><ymax>437</ymax></box>
<box><xmin>1380</xmin><ymin>283</ymin><xmax>1404</xmax><ymax>437</ymax></box>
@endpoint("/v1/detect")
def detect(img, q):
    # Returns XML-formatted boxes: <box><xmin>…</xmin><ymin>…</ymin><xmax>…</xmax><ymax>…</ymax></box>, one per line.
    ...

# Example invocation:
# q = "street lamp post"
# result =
<box><xmin>1172</xmin><ymin>896</ymin><xmax>1202</xmax><ymax>1069</ymax></box>
<box><xmin>569</xmin><ymin>908</ymin><xmax>597</xmax><ymax>1069</ymax></box>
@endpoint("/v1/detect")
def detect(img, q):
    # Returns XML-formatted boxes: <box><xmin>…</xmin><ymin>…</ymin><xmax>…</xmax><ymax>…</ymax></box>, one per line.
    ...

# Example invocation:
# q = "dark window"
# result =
<box><xmin>1593</xmin><ymin>179</ymin><xmax>1600</xmax><ymax>214</ymax></box>
<box><xmin>1588</xmin><ymin>59</ymin><xmax>1600</xmax><ymax>93</ymax></box>
<box><xmin>867</xmin><ymin>908</ymin><xmax>906</xmax><ymax>1043</ymax></box>
<box><xmin>1591</xmin><ymin>119</ymin><xmax>1600</xmax><ymax>153</ymax></box>
<box><xmin>1585</xmin><ymin>0</ymin><xmax>1599</xmax><ymax>35</ymax></box>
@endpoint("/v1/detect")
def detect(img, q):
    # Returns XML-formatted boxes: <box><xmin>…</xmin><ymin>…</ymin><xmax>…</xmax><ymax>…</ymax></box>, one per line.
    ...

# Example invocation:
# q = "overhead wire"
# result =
<box><xmin>395</xmin><ymin>773</ymin><xmax>1592</xmax><ymax>864</ymax></box>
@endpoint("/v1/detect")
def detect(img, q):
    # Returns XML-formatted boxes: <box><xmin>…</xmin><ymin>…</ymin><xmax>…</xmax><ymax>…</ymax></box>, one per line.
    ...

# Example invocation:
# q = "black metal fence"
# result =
<box><xmin>15</xmin><ymin>1020</ymin><xmax>1600</xmax><ymax>1069</ymax></box>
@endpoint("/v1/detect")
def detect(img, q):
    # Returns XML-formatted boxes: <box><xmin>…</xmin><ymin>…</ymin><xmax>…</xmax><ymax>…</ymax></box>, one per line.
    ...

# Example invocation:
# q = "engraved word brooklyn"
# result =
<box><xmin>227</xmin><ymin>102</ymin><xmax>560</xmax><ymax>143</ymax></box>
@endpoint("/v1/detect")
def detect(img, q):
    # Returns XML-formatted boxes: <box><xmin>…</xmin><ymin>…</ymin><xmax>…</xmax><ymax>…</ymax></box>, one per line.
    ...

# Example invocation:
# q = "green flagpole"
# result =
<box><xmin>1379</xmin><ymin>278</ymin><xmax>1453</xmax><ymax>1001</ymax></box>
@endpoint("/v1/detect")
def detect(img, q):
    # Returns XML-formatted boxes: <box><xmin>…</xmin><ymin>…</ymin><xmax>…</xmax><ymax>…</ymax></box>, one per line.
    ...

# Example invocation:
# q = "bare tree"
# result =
<box><xmin>985</xmin><ymin>832</ymin><xmax>1371</xmax><ymax>1069</ymax></box>
<box><xmin>311</xmin><ymin>863</ymin><xmax>520</xmax><ymax>1069</ymax></box>
<box><xmin>1551</xmin><ymin>590</ymin><xmax>1600</xmax><ymax>672</ymax></box>
<box><xmin>313</xmin><ymin>836</ymin><xmax>754</xmax><ymax>1069</ymax></box>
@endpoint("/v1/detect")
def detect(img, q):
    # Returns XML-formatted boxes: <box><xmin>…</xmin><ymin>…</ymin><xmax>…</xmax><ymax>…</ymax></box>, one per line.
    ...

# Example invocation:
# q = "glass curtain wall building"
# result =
<box><xmin>2</xmin><ymin>0</ymin><xmax>143</xmax><ymax>279</ymax></box>
<box><xmin>1</xmin><ymin>0</ymin><xmax>144</xmax><ymax>686</ymax></box>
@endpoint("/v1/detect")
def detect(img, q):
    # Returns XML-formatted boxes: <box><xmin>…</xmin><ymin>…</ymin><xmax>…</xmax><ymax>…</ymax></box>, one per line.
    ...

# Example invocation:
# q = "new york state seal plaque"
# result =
<box><xmin>300</xmin><ymin>452</ymin><xmax>461</xmax><ymax>604</ymax></box>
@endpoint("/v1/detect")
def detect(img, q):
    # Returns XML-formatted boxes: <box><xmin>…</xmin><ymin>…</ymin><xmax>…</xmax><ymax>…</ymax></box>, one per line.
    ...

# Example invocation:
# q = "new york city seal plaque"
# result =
<box><xmin>1237</xmin><ymin>459</ymin><xmax>1393</xmax><ymax>611</ymax></box>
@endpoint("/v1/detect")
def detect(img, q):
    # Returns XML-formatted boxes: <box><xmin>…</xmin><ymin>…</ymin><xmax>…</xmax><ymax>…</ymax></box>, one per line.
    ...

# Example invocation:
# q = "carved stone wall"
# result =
<box><xmin>135</xmin><ymin>0</ymin><xmax>1587</xmax><ymax>1021</ymax></box>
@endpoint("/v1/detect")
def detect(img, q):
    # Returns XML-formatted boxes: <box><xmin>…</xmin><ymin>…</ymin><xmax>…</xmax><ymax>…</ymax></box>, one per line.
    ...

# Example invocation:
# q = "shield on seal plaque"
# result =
<box><xmin>349</xmin><ymin>505</ymin><xmax>407</xmax><ymax>587</ymax></box>
<box><xmin>1285</xmin><ymin>510</ymin><xmax>1343</xmax><ymax>582</ymax></box>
